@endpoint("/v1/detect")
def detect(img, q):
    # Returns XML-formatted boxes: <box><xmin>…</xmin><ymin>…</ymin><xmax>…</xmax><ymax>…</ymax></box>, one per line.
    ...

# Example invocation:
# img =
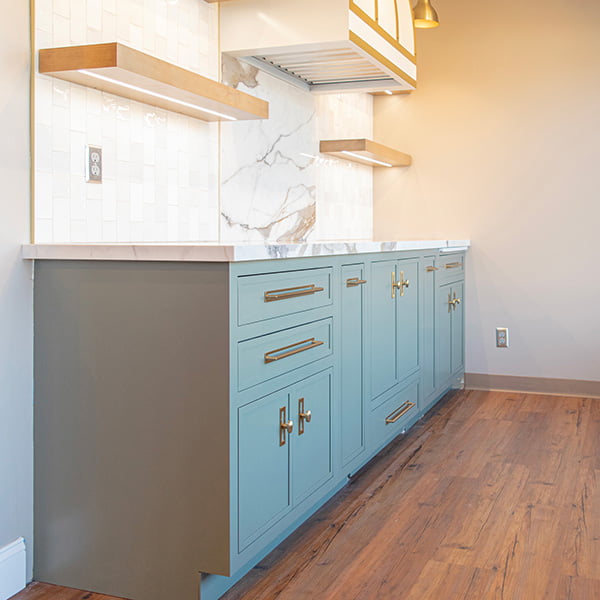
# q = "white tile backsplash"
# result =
<box><xmin>34</xmin><ymin>0</ymin><xmax>374</xmax><ymax>243</ymax></box>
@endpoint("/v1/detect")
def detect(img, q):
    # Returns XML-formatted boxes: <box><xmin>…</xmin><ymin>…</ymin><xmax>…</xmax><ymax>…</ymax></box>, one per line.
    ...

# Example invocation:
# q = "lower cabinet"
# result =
<box><xmin>340</xmin><ymin>263</ymin><xmax>366</xmax><ymax>469</ymax></box>
<box><xmin>436</xmin><ymin>279</ymin><xmax>465</xmax><ymax>388</ymax></box>
<box><xmin>238</xmin><ymin>369</ymin><xmax>333</xmax><ymax>553</ymax></box>
<box><xmin>33</xmin><ymin>248</ymin><xmax>467</xmax><ymax>600</ymax></box>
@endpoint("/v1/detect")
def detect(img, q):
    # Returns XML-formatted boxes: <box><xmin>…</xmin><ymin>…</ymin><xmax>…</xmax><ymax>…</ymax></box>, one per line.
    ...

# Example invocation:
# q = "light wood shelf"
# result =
<box><xmin>39</xmin><ymin>43</ymin><xmax>269</xmax><ymax>122</ymax></box>
<box><xmin>319</xmin><ymin>139</ymin><xmax>412</xmax><ymax>168</ymax></box>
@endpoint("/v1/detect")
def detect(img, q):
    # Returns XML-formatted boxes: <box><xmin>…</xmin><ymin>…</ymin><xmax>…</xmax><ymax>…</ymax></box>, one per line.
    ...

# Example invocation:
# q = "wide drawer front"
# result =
<box><xmin>369</xmin><ymin>380</ymin><xmax>420</xmax><ymax>447</ymax></box>
<box><xmin>237</xmin><ymin>319</ymin><xmax>333</xmax><ymax>391</ymax></box>
<box><xmin>437</xmin><ymin>253</ymin><xmax>465</xmax><ymax>282</ymax></box>
<box><xmin>237</xmin><ymin>268</ymin><xmax>333</xmax><ymax>326</ymax></box>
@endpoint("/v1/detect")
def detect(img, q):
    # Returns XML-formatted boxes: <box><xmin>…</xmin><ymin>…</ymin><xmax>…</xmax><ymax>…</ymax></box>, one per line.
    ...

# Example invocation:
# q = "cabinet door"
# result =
<box><xmin>291</xmin><ymin>370</ymin><xmax>333</xmax><ymax>505</ymax></box>
<box><xmin>238</xmin><ymin>390</ymin><xmax>291</xmax><ymax>551</ymax></box>
<box><xmin>396</xmin><ymin>258</ymin><xmax>419</xmax><ymax>382</ymax></box>
<box><xmin>369</xmin><ymin>260</ymin><xmax>398</xmax><ymax>401</ymax></box>
<box><xmin>421</xmin><ymin>258</ymin><xmax>436</xmax><ymax>400</ymax></box>
<box><xmin>451</xmin><ymin>281</ymin><xmax>465</xmax><ymax>374</ymax></box>
<box><xmin>340</xmin><ymin>264</ymin><xmax>365</xmax><ymax>467</ymax></box>
<box><xmin>436</xmin><ymin>283</ymin><xmax>453</xmax><ymax>387</ymax></box>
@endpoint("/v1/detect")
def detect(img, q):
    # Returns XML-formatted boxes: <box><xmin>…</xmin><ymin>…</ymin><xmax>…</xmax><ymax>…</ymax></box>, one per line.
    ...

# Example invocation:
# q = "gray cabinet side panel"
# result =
<box><xmin>34</xmin><ymin>261</ymin><xmax>230</xmax><ymax>600</ymax></box>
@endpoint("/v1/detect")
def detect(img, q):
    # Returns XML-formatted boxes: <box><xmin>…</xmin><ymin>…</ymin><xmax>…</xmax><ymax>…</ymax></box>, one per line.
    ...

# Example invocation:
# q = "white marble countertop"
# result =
<box><xmin>22</xmin><ymin>240</ymin><xmax>470</xmax><ymax>263</ymax></box>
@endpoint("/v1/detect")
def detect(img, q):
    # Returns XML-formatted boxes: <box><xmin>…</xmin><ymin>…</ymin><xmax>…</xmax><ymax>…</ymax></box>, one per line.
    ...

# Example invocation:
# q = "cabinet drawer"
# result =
<box><xmin>437</xmin><ymin>254</ymin><xmax>465</xmax><ymax>282</ymax></box>
<box><xmin>369</xmin><ymin>380</ymin><xmax>420</xmax><ymax>448</ymax></box>
<box><xmin>237</xmin><ymin>319</ymin><xmax>333</xmax><ymax>391</ymax></box>
<box><xmin>237</xmin><ymin>268</ymin><xmax>333</xmax><ymax>326</ymax></box>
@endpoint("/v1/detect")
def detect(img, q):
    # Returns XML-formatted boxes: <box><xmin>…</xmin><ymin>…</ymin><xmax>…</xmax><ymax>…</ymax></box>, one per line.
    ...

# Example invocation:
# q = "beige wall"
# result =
<box><xmin>0</xmin><ymin>0</ymin><xmax>33</xmax><ymax>579</ymax></box>
<box><xmin>374</xmin><ymin>0</ymin><xmax>600</xmax><ymax>382</ymax></box>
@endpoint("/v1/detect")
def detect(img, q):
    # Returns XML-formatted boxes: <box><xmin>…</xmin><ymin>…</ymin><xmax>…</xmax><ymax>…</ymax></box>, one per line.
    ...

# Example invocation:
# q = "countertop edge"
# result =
<box><xmin>22</xmin><ymin>240</ymin><xmax>471</xmax><ymax>262</ymax></box>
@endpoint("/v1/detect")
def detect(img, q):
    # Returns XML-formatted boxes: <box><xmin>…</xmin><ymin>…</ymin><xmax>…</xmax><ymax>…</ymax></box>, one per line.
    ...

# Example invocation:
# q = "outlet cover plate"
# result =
<box><xmin>86</xmin><ymin>146</ymin><xmax>102</xmax><ymax>183</ymax></box>
<box><xmin>496</xmin><ymin>327</ymin><xmax>509</xmax><ymax>348</ymax></box>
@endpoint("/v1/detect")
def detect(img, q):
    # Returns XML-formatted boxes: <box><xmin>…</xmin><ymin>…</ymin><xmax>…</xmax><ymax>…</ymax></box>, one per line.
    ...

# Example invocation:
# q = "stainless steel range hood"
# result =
<box><xmin>219</xmin><ymin>0</ymin><xmax>417</xmax><ymax>94</ymax></box>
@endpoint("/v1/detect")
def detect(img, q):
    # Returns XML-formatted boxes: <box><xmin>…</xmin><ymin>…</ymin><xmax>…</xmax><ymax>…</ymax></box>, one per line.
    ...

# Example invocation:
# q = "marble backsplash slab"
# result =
<box><xmin>33</xmin><ymin>0</ymin><xmax>374</xmax><ymax>244</ymax></box>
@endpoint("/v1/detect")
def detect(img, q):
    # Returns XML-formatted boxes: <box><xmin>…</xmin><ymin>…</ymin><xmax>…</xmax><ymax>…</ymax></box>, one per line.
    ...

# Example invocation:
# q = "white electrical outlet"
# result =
<box><xmin>86</xmin><ymin>146</ymin><xmax>102</xmax><ymax>183</ymax></box>
<box><xmin>496</xmin><ymin>327</ymin><xmax>509</xmax><ymax>348</ymax></box>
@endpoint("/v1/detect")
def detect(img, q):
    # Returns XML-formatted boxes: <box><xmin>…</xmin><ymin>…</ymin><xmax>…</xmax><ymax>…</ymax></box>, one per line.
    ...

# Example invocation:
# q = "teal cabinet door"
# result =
<box><xmin>291</xmin><ymin>370</ymin><xmax>333</xmax><ymax>504</ymax></box>
<box><xmin>451</xmin><ymin>281</ymin><xmax>465</xmax><ymax>374</ymax></box>
<box><xmin>340</xmin><ymin>264</ymin><xmax>365</xmax><ymax>467</ymax></box>
<box><xmin>237</xmin><ymin>389</ymin><xmax>291</xmax><ymax>552</ymax></box>
<box><xmin>421</xmin><ymin>258</ymin><xmax>436</xmax><ymax>400</ymax></box>
<box><xmin>436</xmin><ymin>282</ymin><xmax>453</xmax><ymax>387</ymax></box>
<box><xmin>369</xmin><ymin>260</ymin><xmax>397</xmax><ymax>401</ymax></box>
<box><xmin>396</xmin><ymin>258</ymin><xmax>419</xmax><ymax>382</ymax></box>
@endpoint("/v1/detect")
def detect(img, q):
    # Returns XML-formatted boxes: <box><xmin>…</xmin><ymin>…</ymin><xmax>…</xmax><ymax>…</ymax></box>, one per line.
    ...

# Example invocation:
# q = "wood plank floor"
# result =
<box><xmin>14</xmin><ymin>390</ymin><xmax>600</xmax><ymax>600</ymax></box>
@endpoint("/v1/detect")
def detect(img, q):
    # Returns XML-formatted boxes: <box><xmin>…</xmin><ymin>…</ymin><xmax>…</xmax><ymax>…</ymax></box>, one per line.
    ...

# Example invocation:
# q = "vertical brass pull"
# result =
<box><xmin>279</xmin><ymin>407</ymin><xmax>293</xmax><ymax>446</ymax></box>
<box><xmin>392</xmin><ymin>271</ymin><xmax>410</xmax><ymax>299</ymax></box>
<box><xmin>298</xmin><ymin>398</ymin><xmax>312</xmax><ymax>435</ymax></box>
<box><xmin>448</xmin><ymin>292</ymin><xmax>454</xmax><ymax>313</ymax></box>
<box><xmin>398</xmin><ymin>271</ymin><xmax>410</xmax><ymax>297</ymax></box>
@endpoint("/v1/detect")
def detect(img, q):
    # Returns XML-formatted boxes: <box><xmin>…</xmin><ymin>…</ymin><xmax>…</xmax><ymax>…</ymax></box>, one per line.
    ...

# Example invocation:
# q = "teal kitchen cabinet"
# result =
<box><xmin>421</xmin><ymin>256</ymin><xmax>437</xmax><ymax>406</ymax></box>
<box><xmin>238</xmin><ymin>369</ymin><xmax>333</xmax><ymax>553</ymax></box>
<box><xmin>436</xmin><ymin>255</ymin><xmax>465</xmax><ymax>395</ymax></box>
<box><xmin>32</xmin><ymin>246</ymin><xmax>467</xmax><ymax>600</ymax></box>
<box><xmin>368</xmin><ymin>258</ymin><xmax>419</xmax><ymax>406</ymax></box>
<box><xmin>340</xmin><ymin>264</ymin><xmax>367</xmax><ymax>471</ymax></box>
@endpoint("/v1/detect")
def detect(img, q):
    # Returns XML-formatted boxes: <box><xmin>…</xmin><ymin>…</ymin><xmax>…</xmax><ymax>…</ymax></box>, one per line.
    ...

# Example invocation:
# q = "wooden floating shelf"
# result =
<box><xmin>39</xmin><ymin>43</ymin><xmax>269</xmax><ymax>122</ymax></box>
<box><xmin>319</xmin><ymin>139</ymin><xmax>412</xmax><ymax>168</ymax></box>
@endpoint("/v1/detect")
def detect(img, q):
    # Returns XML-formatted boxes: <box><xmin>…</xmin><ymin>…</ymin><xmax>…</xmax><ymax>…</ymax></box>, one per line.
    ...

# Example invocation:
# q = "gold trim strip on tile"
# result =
<box><xmin>349</xmin><ymin>31</ymin><xmax>417</xmax><ymax>88</ymax></box>
<box><xmin>349</xmin><ymin>1</ymin><xmax>416</xmax><ymax>65</ymax></box>
<box><xmin>30</xmin><ymin>0</ymin><xmax>36</xmax><ymax>243</ymax></box>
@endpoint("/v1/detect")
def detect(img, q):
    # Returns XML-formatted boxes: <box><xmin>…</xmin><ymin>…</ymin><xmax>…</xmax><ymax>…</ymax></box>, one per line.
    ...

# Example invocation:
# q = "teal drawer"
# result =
<box><xmin>437</xmin><ymin>253</ymin><xmax>465</xmax><ymax>283</ymax></box>
<box><xmin>237</xmin><ymin>319</ymin><xmax>333</xmax><ymax>391</ymax></box>
<box><xmin>369</xmin><ymin>379</ymin><xmax>420</xmax><ymax>448</ymax></box>
<box><xmin>237</xmin><ymin>268</ymin><xmax>333</xmax><ymax>326</ymax></box>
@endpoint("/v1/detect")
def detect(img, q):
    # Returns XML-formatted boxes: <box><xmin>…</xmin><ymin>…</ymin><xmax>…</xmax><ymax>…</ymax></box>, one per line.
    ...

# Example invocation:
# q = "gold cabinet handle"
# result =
<box><xmin>392</xmin><ymin>270</ymin><xmax>410</xmax><ymax>298</ymax></box>
<box><xmin>448</xmin><ymin>292</ymin><xmax>462</xmax><ymax>311</ymax></box>
<box><xmin>426</xmin><ymin>266</ymin><xmax>438</xmax><ymax>272</ymax></box>
<box><xmin>444</xmin><ymin>262</ymin><xmax>463</xmax><ymax>269</ymax></box>
<box><xmin>448</xmin><ymin>292</ymin><xmax>456</xmax><ymax>312</ymax></box>
<box><xmin>264</xmin><ymin>284</ymin><xmax>324</xmax><ymax>303</ymax></box>
<box><xmin>298</xmin><ymin>397</ymin><xmax>312</xmax><ymax>435</ymax></box>
<box><xmin>346</xmin><ymin>277</ymin><xmax>367</xmax><ymax>287</ymax></box>
<box><xmin>279</xmin><ymin>407</ymin><xmax>293</xmax><ymax>446</ymax></box>
<box><xmin>385</xmin><ymin>401</ymin><xmax>416</xmax><ymax>424</ymax></box>
<box><xmin>264</xmin><ymin>337</ymin><xmax>324</xmax><ymax>363</ymax></box>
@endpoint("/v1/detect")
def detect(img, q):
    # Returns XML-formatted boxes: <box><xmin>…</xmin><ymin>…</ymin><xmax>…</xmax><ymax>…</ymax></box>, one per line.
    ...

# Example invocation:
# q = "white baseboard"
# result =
<box><xmin>0</xmin><ymin>538</ymin><xmax>26</xmax><ymax>600</ymax></box>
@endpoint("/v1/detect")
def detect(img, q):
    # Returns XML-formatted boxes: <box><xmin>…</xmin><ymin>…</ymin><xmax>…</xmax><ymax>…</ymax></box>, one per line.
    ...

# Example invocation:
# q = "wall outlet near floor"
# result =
<box><xmin>496</xmin><ymin>327</ymin><xmax>509</xmax><ymax>348</ymax></box>
<box><xmin>86</xmin><ymin>146</ymin><xmax>102</xmax><ymax>183</ymax></box>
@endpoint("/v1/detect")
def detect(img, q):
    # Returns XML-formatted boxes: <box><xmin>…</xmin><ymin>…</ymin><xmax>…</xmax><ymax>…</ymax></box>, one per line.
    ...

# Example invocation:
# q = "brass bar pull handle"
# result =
<box><xmin>426</xmin><ymin>266</ymin><xmax>438</xmax><ymax>272</ymax></box>
<box><xmin>385</xmin><ymin>401</ymin><xmax>417</xmax><ymax>424</ymax></box>
<box><xmin>264</xmin><ymin>284</ymin><xmax>324</xmax><ymax>303</ymax></box>
<box><xmin>265</xmin><ymin>338</ymin><xmax>324</xmax><ymax>363</ymax></box>
<box><xmin>444</xmin><ymin>262</ymin><xmax>463</xmax><ymax>269</ymax></box>
<box><xmin>298</xmin><ymin>398</ymin><xmax>312</xmax><ymax>435</ymax></box>
<box><xmin>391</xmin><ymin>271</ymin><xmax>396</xmax><ymax>299</ymax></box>
<box><xmin>279</xmin><ymin>407</ymin><xmax>293</xmax><ymax>446</ymax></box>
<box><xmin>346</xmin><ymin>277</ymin><xmax>367</xmax><ymax>287</ymax></box>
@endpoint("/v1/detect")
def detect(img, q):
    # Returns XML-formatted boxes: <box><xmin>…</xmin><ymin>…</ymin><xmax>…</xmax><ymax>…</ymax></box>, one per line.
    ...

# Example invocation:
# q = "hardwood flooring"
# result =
<box><xmin>14</xmin><ymin>390</ymin><xmax>600</xmax><ymax>600</ymax></box>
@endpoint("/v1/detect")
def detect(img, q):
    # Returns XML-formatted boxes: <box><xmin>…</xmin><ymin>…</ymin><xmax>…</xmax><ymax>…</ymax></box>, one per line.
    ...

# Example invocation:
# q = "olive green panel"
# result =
<box><xmin>34</xmin><ymin>261</ymin><xmax>230</xmax><ymax>600</ymax></box>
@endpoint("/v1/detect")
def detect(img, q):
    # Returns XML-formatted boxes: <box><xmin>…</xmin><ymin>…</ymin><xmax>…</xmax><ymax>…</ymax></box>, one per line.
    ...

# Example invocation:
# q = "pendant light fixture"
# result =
<box><xmin>413</xmin><ymin>0</ymin><xmax>440</xmax><ymax>28</ymax></box>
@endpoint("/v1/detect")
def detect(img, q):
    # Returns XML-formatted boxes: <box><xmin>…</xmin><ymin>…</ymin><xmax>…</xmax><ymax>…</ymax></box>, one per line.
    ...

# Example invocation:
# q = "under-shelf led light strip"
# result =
<box><xmin>78</xmin><ymin>70</ymin><xmax>238</xmax><ymax>121</ymax></box>
<box><xmin>341</xmin><ymin>151</ymin><xmax>393</xmax><ymax>167</ymax></box>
